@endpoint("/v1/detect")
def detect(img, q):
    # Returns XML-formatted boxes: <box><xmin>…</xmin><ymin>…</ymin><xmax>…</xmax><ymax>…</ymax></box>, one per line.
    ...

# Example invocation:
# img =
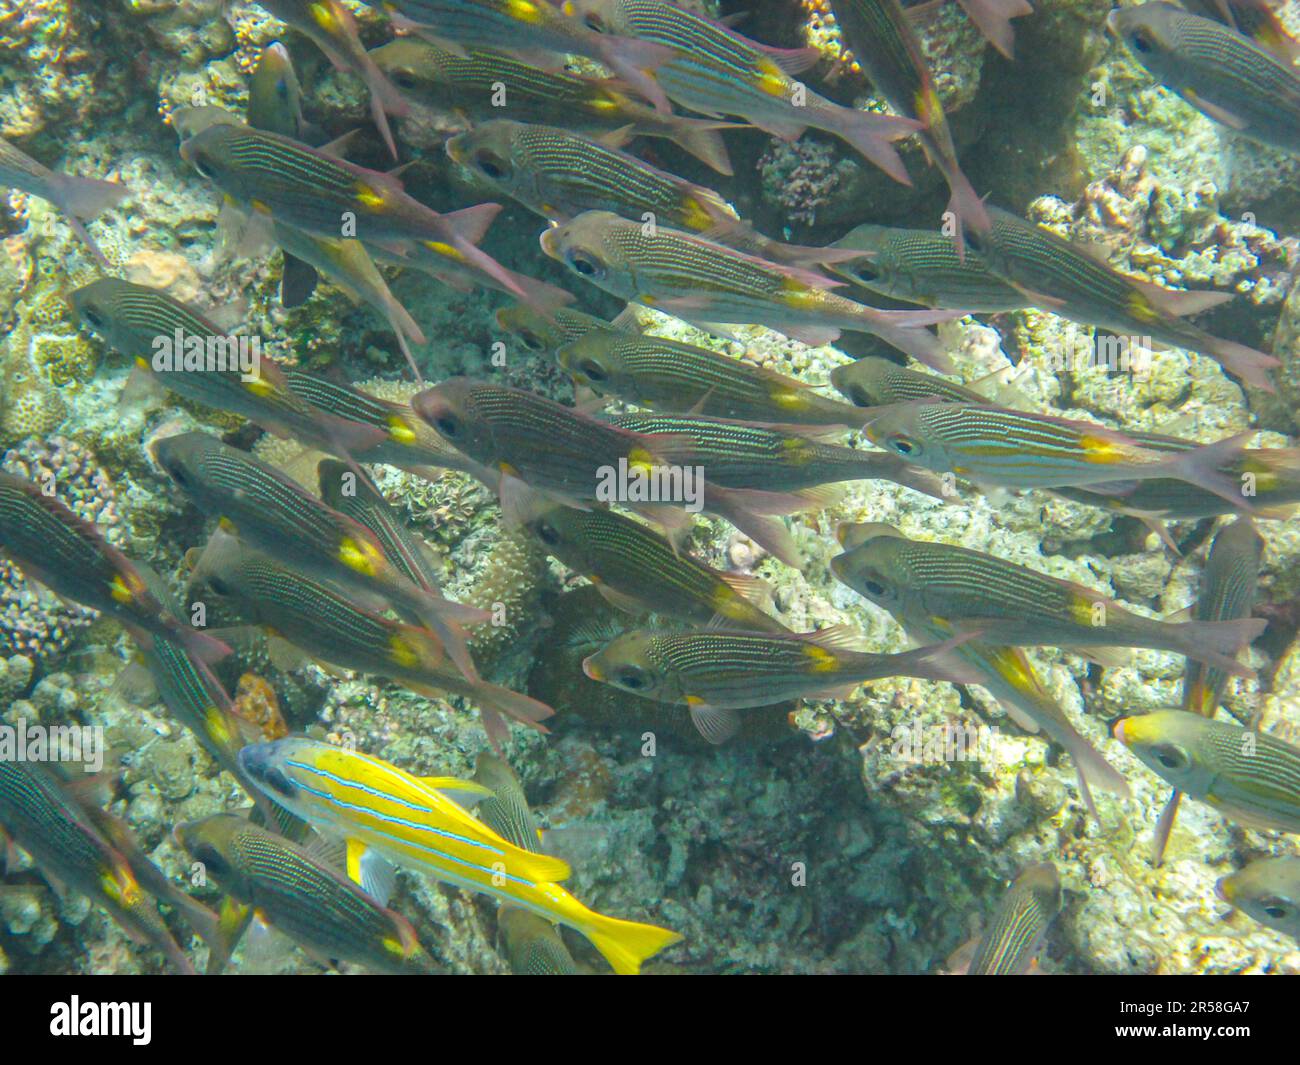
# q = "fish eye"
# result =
<box><xmin>1260</xmin><ymin>897</ymin><xmax>1292</xmax><ymax>920</ymax></box>
<box><xmin>190</xmin><ymin>152</ymin><xmax>214</xmax><ymax>180</ymax></box>
<box><xmin>859</xmin><ymin>572</ymin><xmax>889</xmax><ymax>598</ymax></box>
<box><xmin>853</xmin><ymin>263</ymin><xmax>880</xmax><ymax>283</ymax></box>
<box><xmin>191</xmin><ymin>842</ymin><xmax>231</xmax><ymax>878</ymax></box>
<box><xmin>846</xmin><ymin>385</ymin><xmax>872</xmax><ymax>407</ymax></box>
<box><xmin>518</xmin><ymin>329</ymin><xmax>544</xmax><ymax>351</ymax></box>
<box><xmin>578</xmin><ymin>359</ymin><xmax>607</xmax><ymax>383</ymax></box>
<box><xmin>584</xmin><ymin>13</ymin><xmax>606</xmax><ymax>31</ymax></box>
<box><xmin>1130</xmin><ymin>28</ymin><xmax>1154</xmax><ymax>54</ymax></box>
<box><xmin>206</xmin><ymin>575</ymin><xmax>232</xmax><ymax>597</ymax></box>
<box><xmin>615</xmin><ymin>665</ymin><xmax>651</xmax><ymax>691</ymax></box>
<box><xmin>392</xmin><ymin>69</ymin><xmax>420</xmax><ymax>90</ymax></box>
<box><xmin>81</xmin><ymin>305</ymin><xmax>106</xmax><ymax>329</ymax></box>
<box><xmin>1150</xmin><ymin>742</ymin><xmax>1189</xmax><ymax>773</ymax></box>
<box><xmin>262</xmin><ymin>766</ymin><xmax>298</xmax><ymax>797</ymax></box>
<box><xmin>434</xmin><ymin>414</ymin><xmax>460</xmax><ymax>439</ymax></box>
<box><xmin>888</xmin><ymin>434</ymin><xmax>917</xmax><ymax>457</ymax></box>
<box><xmin>473</xmin><ymin>150</ymin><xmax>509</xmax><ymax>181</ymax></box>
<box><xmin>534</xmin><ymin>520</ymin><xmax>561</xmax><ymax>546</ymax></box>
<box><xmin>566</xmin><ymin>249</ymin><xmax>603</xmax><ymax>279</ymax></box>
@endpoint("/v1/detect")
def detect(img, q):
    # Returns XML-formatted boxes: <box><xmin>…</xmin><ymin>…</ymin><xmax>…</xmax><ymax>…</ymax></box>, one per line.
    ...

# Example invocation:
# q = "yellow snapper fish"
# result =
<box><xmin>237</xmin><ymin>737</ymin><xmax>682</xmax><ymax>974</ymax></box>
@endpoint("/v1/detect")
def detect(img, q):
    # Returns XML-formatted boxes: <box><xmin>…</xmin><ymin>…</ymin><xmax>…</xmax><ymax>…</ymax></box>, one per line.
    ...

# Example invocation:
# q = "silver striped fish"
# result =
<box><xmin>967</xmin><ymin>863</ymin><xmax>1061</xmax><ymax>975</ymax></box>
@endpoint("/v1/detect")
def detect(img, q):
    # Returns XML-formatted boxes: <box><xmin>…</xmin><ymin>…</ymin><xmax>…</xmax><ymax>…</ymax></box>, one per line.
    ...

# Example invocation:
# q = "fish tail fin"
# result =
<box><xmin>582</xmin><ymin>910</ymin><xmax>682</xmax><ymax>975</ymax></box>
<box><xmin>596</xmin><ymin>38</ymin><xmax>676</xmax><ymax>114</ymax></box>
<box><xmin>1174</xmin><ymin>616</ymin><xmax>1264</xmax><ymax>678</ymax></box>
<box><xmin>665</xmin><ymin>118</ymin><xmax>737</xmax><ymax>175</ymax></box>
<box><xmin>943</xmin><ymin>167</ymin><xmax>990</xmax><ymax>260</ymax></box>
<box><xmin>51</xmin><ymin>172</ymin><xmax>129</xmax><ymax>219</ymax></box>
<box><xmin>472</xmin><ymin>680</ymin><xmax>555</xmax><ymax>731</ymax></box>
<box><xmin>1150</xmin><ymin>790</ymin><xmax>1182</xmax><ymax>868</ymax></box>
<box><xmin>1206</xmin><ymin>337</ymin><xmax>1278</xmax><ymax>391</ymax></box>
<box><xmin>359</xmin><ymin>53</ymin><xmax>411</xmax><ymax>161</ymax></box>
<box><xmin>413</xmin><ymin>598</ymin><xmax>491</xmax><ymax>684</ymax></box>
<box><xmin>827</xmin><ymin>108</ymin><xmax>918</xmax><ymax>186</ymax></box>
<box><xmin>704</xmin><ymin>485</ymin><xmax>802</xmax><ymax>568</ymax></box>
<box><xmin>1164</xmin><ymin>431</ymin><xmax>1265</xmax><ymax>512</ymax></box>
<box><xmin>859</xmin><ymin>315</ymin><xmax>958</xmax><ymax>374</ymax></box>
<box><xmin>956</xmin><ymin>0</ymin><xmax>1033</xmax><ymax>59</ymax></box>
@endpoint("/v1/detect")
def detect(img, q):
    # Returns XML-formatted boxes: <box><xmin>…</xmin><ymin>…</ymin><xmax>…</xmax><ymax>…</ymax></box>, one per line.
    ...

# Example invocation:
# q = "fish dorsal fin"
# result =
<box><xmin>609</xmin><ymin>305</ymin><xmax>645</xmax><ymax>333</ymax></box>
<box><xmin>316</xmin><ymin>129</ymin><xmax>363</xmax><ymax>159</ymax></box>
<box><xmin>420</xmin><ymin>776</ymin><xmax>494</xmax><ymax>807</ymax></box>
<box><xmin>717</xmin><ymin>571</ymin><xmax>772</xmax><ymax>605</ymax></box>
<box><xmin>836</xmin><ymin>521</ymin><xmax>904</xmax><ymax>549</ymax></box>
<box><xmin>442</xmin><ymin>202</ymin><xmax>502</xmax><ymax>245</ymax></box>
<box><xmin>802</xmin><ymin>623</ymin><xmax>863</xmax><ymax>652</ymax></box>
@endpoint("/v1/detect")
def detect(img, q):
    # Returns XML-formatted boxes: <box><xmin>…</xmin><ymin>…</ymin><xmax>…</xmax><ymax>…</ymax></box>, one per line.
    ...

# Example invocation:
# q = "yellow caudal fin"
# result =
<box><xmin>584</xmin><ymin>912</ymin><xmax>683</xmax><ymax>976</ymax></box>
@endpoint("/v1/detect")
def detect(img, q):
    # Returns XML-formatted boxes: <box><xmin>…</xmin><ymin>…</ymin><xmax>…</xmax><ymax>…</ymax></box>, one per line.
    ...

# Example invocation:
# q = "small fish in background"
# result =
<box><xmin>0</xmin><ymin>136</ymin><xmax>128</xmax><ymax>266</ymax></box>
<box><xmin>257</xmin><ymin>0</ymin><xmax>410</xmax><ymax>158</ymax></box>
<box><xmin>0</xmin><ymin>760</ymin><xmax>210</xmax><ymax>975</ymax></box>
<box><xmin>1216</xmin><ymin>855</ymin><xmax>1300</xmax><ymax>941</ymax></box>
<box><xmin>830</xmin><ymin>225</ymin><xmax>1030</xmax><ymax>312</ymax></box>
<box><xmin>71</xmin><ymin>277</ymin><xmax>388</xmax><ymax>462</ymax></box>
<box><xmin>1114</xmin><ymin>710</ymin><xmax>1300</xmax><ymax>834</ymax></box>
<box><xmin>446</xmin><ymin>119</ymin><xmax>852</xmax><ymax>270</ymax></box>
<box><xmin>368</xmin><ymin>37</ymin><xmax>739</xmax><ymax>174</ymax></box>
<box><xmin>383</xmin><ymin>0</ymin><xmax>677</xmax><ymax>113</ymax></box>
<box><xmin>151</xmin><ymin>431</ymin><xmax>488</xmax><ymax>682</ymax></box>
<box><xmin>560</xmin><ymin>0</ymin><xmax>920</xmax><ymax>182</ymax></box>
<box><xmin>496</xmin><ymin>906</ymin><xmax>580</xmax><ymax>974</ymax></box>
<box><xmin>514</xmin><ymin>493</ymin><xmax>791</xmax><ymax>633</ymax></box>
<box><xmin>827</xmin><ymin>0</ymin><xmax>989</xmax><ymax>249</ymax></box>
<box><xmin>965</xmin><ymin>863</ymin><xmax>1061</xmax><ymax>975</ymax></box>
<box><xmin>237</xmin><ymin>737</ymin><xmax>683</xmax><ymax>973</ymax></box>
<box><xmin>540</xmin><ymin>211</ymin><xmax>962</xmax><ymax>368</ymax></box>
<box><xmin>824</xmin><ymin>524</ymin><xmax>1264</xmax><ymax>676</ymax></box>
<box><xmin>175</xmin><ymin>813</ymin><xmax>436</xmax><ymax>974</ymax></box>
<box><xmin>831</xmin><ymin>356</ymin><xmax>987</xmax><ymax>408</ymax></box>
<box><xmin>582</xmin><ymin>626</ymin><xmax>972</xmax><ymax>743</ymax></box>
<box><xmin>830</xmin><ymin>524</ymin><xmax>1131</xmax><ymax>817</ymax></box>
<box><xmin>862</xmin><ymin>399</ymin><xmax>1296</xmax><ymax>512</ymax></box>
<box><xmin>176</xmin><ymin>121</ymin><xmax>539</xmax><ymax>311</ymax></box>
<box><xmin>556</xmin><ymin>324</ymin><xmax>866</xmax><ymax>426</ymax></box>
<box><xmin>0</xmin><ymin>470</ymin><xmax>226</xmax><ymax>664</ymax></box>
<box><xmin>967</xmin><ymin>205</ymin><xmax>1278</xmax><ymax>390</ymax></box>
<box><xmin>189</xmin><ymin>528</ymin><xmax>552</xmax><ymax>743</ymax></box>
<box><xmin>496</xmin><ymin>301</ymin><xmax>611</xmax><ymax>353</ymax></box>
<box><xmin>1181</xmin><ymin>0</ymin><xmax>1300</xmax><ymax>64</ymax></box>
<box><xmin>247</xmin><ymin>41</ymin><xmax>307</xmax><ymax>140</ymax></box>
<box><xmin>1109</xmin><ymin>2</ymin><xmax>1300</xmax><ymax>160</ymax></box>
<box><xmin>1151</xmin><ymin>518</ymin><xmax>1264</xmax><ymax>865</ymax></box>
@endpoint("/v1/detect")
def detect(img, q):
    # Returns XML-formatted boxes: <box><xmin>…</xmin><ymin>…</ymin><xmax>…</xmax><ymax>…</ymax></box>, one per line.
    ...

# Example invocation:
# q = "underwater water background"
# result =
<box><xmin>0</xmin><ymin>0</ymin><xmax>1298</xmax><ymax>977</ymax></box>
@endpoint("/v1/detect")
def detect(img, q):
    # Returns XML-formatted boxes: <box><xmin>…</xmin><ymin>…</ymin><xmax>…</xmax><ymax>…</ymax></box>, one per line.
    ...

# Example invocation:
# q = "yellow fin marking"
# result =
<box><xmin>338</xmin><ymin>535</ymin><xmax>384</xmax><ymax>576</ymax></box>
<box><xmin>803</xmin><ymin>643</ymin><xmax>840</xmax><ymax>673</ymax></box>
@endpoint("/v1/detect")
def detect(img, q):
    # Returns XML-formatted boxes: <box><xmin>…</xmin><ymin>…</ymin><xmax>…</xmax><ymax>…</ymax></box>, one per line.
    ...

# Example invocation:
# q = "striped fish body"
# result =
<box><xmin>282</xmin><ymin>370</ymin><xmax>475</xmax><ymax>474</ymax></box>
<box><xmin>318</xmin><ymin>457</ymin><xmax>444</xmax><ymax>594</ymax></box>
<box><xmin>832</xmin><ymin>225</ymin><xmax>1028</xmax><ymax>311</ymax></box>
<box><xmin>542</xmin><ymin>212</ymin><xmax>951</xmax><ymax>355</ymax></box>
<box><xmin>1181</xmin><ymin>0</ymin><xmax>1300</xmax><ymax>62</ymax></box>
<box><xmin>152</xmin><ymin>433</ymin><xmax>467</xmax><ymax>649</ymax></box>
<box><xmin>1116</xmin><ymin>710</ymin><xmax>1300</xmax><ymax>833</ymax></box>
<box><xmin>0</xmin><ymin>471</ymin><xmax>184</xmax><ymax>649</ymax></box>
<box><xmin>559</xmin><ymin>327</ymin><xmax>862</xmax><ymax>426</ymax></box>
<box><xmin>179</xmin><ymin>122</ymin><xmax>486</xmax><ymax>255</ymax></box>
<box><xmin>72</xmin><ymin>278</ymin><xmax>371</xmax><ymax>455</ymax></box>
<box><xmin>974</xmin><ymin>207</ymin><xmax>1275</xmax><ymax>387</ymax></box>
<box><xmin>831</xmin><ymin>530</ymin><xmax>1261</xmax><ymax>666</ymax></box>
<box><xmin>496</xmin><ymin>302</ymin><xmax>609</xmax><ymax>354</ymax></box>
<box><xmin>583</xmin><ymin>627</ymin><xmax>957</xmax><ymax>711</ymax></box>
<box><xmin>412</xmin><ymin>378</ymin><xmax>690</xmax><ymax>502</ymax></box>
<box><xmin>498</xmin><ymin>907</ymin><xmax>579</xmax><ymax>974</ymax></box>
<box><xmin>177</xmin><ymin>814</ymin><xmax>434</xmax><ymax>974</ymax></box>
<box><xmin>832</xmin><ymin>356</ymin><xmax>984</xmax><ymax>408</ymax></box>
<box><xmin>967</xmin><ymin>863</ymin><xmax>1061</xmax><ymax>975</ymax></box>
<box><xmin>446</xmin><ymin>119</ymin><xmax>733</xmax><ymax>232</ymax></box>
<box><xmin>370</xmin><ymin>38</ymin><xmax>723</xmax><ymax>162</ymax></box>
<box><xmin>473</xmin><ymin>753</ymin><xmax>544</xmax><ymax>854</ymax></box>
<box><xmin>1182</xmin><ymin>518</ymin><xmax>1263</xmax><ymax>716</ymax></box>
<box><xmin>0</xmin><ymin>760</ymin><xmax>193</xmax><ymax>972</ymax></box>
<box><xmin>238</xmin><ymin>738</ymin><xmax>681</xmax><ymax>974</ymax></box>
<box><xmin>521</xmin><ymin>501</ymin><xmax>788</xmax><ymax>632</ymax></box>
<box><xmin>610</xmin><ymin>411</ymin><xmax>921</xmax><ymax>493</ymax></box>
<box><xmin>1109</xmin><ymin>3</ymin><xmax>1300</xmax><ymax>154</ymax></box>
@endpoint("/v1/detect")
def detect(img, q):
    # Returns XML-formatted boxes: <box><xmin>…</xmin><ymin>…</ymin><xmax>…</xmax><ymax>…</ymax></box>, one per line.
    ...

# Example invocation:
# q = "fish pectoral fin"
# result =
<box><xmin>347</xmin><ymin>839</ymin><xmax>398</xmax><ymax>907</ymax></box>
<box><xmin>687</xmin><ymin>698</ymin><xmax>741</xmax><ymax>745</ymax></box>
<box><xmin>593</xmin><ymin>582</ymin><xmax>649</xmax><ymax>615</ymax></box>
<box><xmin>1074</xmin><ymin>645</ymin><xmax>1133</xmax><ymax>670</ymax></box>
<box><xmin>1184</xmin><ymin>89</ymin><xmax>1249</xmax><ymax>130</ymax></box>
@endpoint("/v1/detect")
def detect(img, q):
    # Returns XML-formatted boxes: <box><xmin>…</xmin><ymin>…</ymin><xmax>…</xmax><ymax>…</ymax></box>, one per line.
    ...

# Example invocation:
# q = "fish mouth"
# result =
<box><xmin>1112</xmin><ymin>717</ymin><xmax>1134</xmax><ymax>745</ymax></box>
<box><xmin>1103</xmin><ymin>9</ymin><xmax>1121</xmax><ymax>36</ymax></box>
<box><xmin>828</xmin><ymin>554</ymin><xmax>846</xmax><ymax>579</ymax></box>
<box><xmin>444</xmin><ymin>134</ymin><xmax>468</xmax><ymax>165</ymax></box>
<box><xmin>581</xmin><ymin>655</ymin><xmax>604</xmax><ymax>682</ymax></box>
<box><xmin>1214</xmin><ymin>877</ymin><xmax>1234</xmax><ymax>904</ymax></box>
<box><xmin>538</xmin><ymin>225</ymin><xmax>562</xmax><ymax>259</ymax></box>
